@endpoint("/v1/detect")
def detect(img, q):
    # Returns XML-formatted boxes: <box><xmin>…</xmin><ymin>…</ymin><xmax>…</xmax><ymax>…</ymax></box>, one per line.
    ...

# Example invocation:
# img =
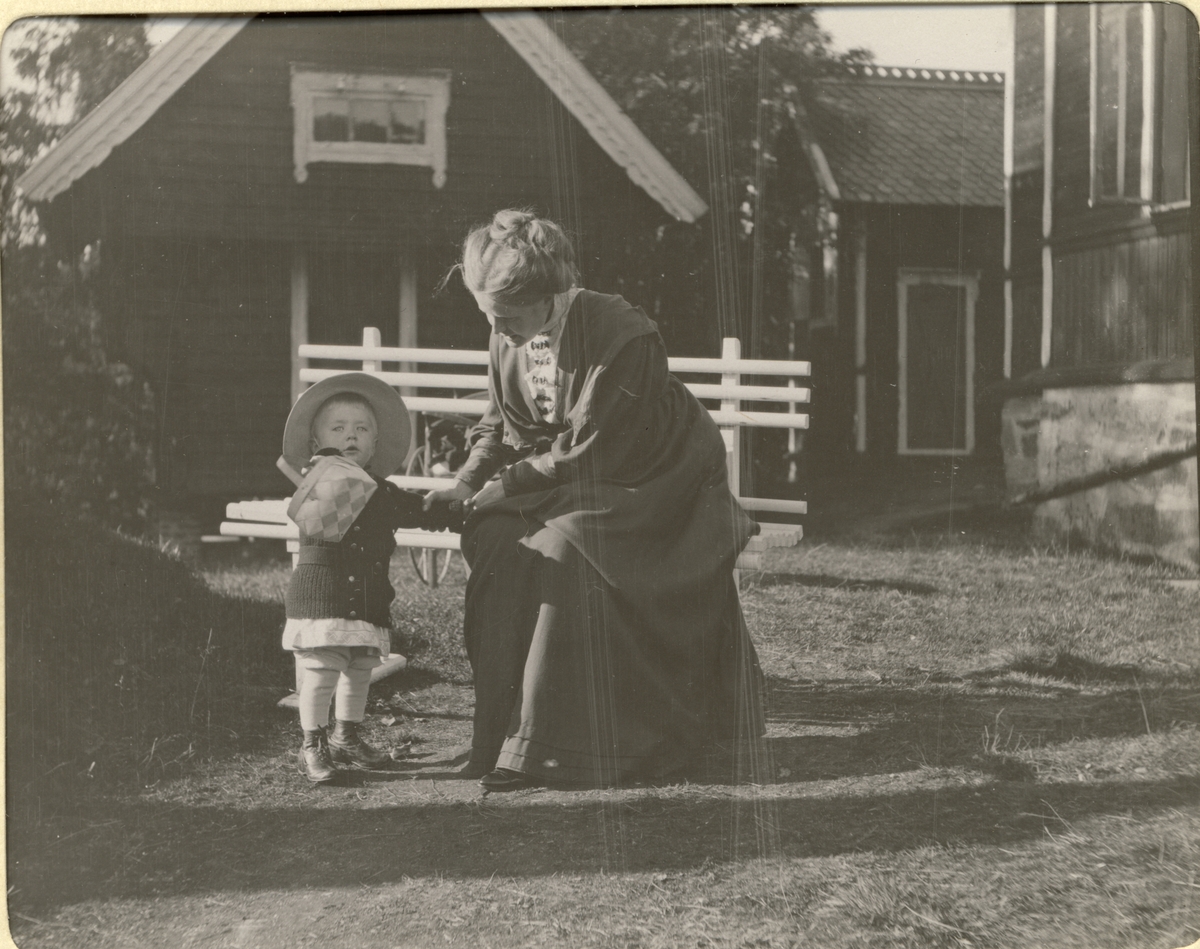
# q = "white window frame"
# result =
<box><xmin>896</xmin><ymin>268</ymin><xmax>977</xmax><ymax>457</ymax></box>
<box><xmin>291</xmin><ymin>68</ymin><xmax>450</xmax><ymax>187</ymax></box>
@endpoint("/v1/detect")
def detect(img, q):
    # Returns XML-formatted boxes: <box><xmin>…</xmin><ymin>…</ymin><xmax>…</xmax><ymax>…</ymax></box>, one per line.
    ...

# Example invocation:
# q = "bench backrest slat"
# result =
<box><xmin>302</xmin><ymin>368</ymin><xmax>490</xmax><ymax>390</ymax></box>
<box><xmin>299</xmin><ymin>343</ymin><xmax>810</xmax><ymax>378</ymax></box>
<box><xmin>301</xmin><ymin>367</ymin><xmax>809</xmax><ymax>408</ymax></box>
<box><xmin>296</xmin><ymin>327</ymin><xmax>810</xmax><ymax>502</ymax></box>
<box><xmin>224</xmin><ymin>329</ymin><xmax>809</xmax><ymax>576</ymax></box>
<box><xmin>299</xmin><ymin>343</ymin><xmax>491</xmax><ymax>365</ymax></box>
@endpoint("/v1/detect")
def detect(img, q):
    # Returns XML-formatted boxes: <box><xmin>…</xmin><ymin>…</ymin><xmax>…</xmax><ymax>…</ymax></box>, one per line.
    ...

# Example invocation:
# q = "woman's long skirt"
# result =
<box><xmin>462</xmin><ymin>511</ymin><xmax>764</xmax><ymax>787</ymax></box>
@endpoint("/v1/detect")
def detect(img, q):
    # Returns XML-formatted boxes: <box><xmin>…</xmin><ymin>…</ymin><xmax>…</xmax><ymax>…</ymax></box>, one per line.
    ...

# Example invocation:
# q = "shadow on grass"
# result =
<box><xmin>759</xmin><ymin>672</ymin><xmax>1200</xmax><ymax>783</ymax></box>
<box><xmin>988</xmin><ymin>652</ymin><xmax>1145</xmax><ymax>684</ymax></box>
<box><xmin>745</xmin><ymin>573</ymin><xmax>938</xmax><ymax>595</ymax></box>
<box><xmin>9</xmin><ymin>774</ymin><xmax>1198</xmax><ymax>912</ymax></box>
<box><xmin>377</xmin><ymin>666</ymin><xmax>473</xmax><ymax>702</ymax></box>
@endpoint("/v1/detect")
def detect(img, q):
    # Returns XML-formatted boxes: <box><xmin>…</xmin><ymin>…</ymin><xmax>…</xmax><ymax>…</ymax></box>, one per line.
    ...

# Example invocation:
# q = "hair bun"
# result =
<box><xmin>491</xmin><ymin>208</ymin><xmax>535</xmax><ymax>243</ymax></box>
<box><xmin>460</xmin><ymin>208</ymin><xmax>578</xmax><ymax>301</ymax></box>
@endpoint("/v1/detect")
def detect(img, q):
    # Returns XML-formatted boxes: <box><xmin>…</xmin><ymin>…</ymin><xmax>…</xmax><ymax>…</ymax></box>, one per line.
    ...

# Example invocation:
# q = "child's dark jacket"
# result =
<box><xmin>284</xmin><ymin>461</ymin><xmax>462</xmax><ymax>628</ymax></box>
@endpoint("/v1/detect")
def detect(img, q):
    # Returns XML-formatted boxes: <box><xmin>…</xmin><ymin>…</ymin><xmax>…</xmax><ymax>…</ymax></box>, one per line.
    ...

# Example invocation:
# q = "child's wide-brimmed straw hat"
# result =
<box><xmin>282</xmin><ymin>373</ymin><xmax>411</xmax><ymax>477</ymax></box>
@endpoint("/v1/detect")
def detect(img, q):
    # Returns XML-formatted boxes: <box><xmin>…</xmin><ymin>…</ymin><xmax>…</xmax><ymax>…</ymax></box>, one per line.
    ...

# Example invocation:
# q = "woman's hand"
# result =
<box><xmin>470</xmin><ymin>478</ymin><xmax>506</xmax><ymax>510</ymax></box>
<box><xmin>423</xmin><ymin>479</ymin><xmax>473</xmax><ymax>511</ymax></box>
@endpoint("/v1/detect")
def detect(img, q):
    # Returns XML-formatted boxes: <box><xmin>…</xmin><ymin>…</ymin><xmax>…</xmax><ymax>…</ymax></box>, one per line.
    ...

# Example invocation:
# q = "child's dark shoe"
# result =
<box><xmin>298</xmin><ymin>727</ymin><xmax>340</xmax><ymax>784</ymax></box>
<box><xmin>328</xmin><ymin>719</ymin><xmax>392</xmax><ymax>769</ymax></box>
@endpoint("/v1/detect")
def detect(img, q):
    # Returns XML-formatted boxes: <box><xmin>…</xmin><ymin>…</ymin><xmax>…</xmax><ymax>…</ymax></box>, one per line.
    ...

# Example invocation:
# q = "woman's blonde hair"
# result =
<box><xmin>459</xmin><ymin>209</ymin><xmax>578</xmax><ymax>303</ymax></box>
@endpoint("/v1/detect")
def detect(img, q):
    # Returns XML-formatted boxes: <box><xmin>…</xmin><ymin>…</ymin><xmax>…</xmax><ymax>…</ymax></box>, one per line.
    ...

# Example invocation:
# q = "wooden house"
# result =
<box><xmin>1002</xmin><ymin>4</ymin><xmax>1197</xmax><ymax>567</ymax></box>
<box><xmin>784</xmin><ymin>65</ymin><xmax>1005</xmax><ymax>473</ymax></box>
<box><xmin>15</xmin><ymin>13</ymin><xmax>707</xmax><ymax>529</ymax></box>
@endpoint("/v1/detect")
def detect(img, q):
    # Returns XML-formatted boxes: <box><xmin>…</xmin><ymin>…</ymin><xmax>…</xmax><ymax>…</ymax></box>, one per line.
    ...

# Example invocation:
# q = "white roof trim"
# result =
<box><xmin>483</xmin><ymin>12</ymin><xmax>708</xmax><ymax>223</ymax></box>
<box><xmin>15</xmin><ymin>18</ymin><xmax>252</xmax><ymax>203</ymax></box>
<box><xmin>17</xmin><ymin>12</ymin><xmax>708</xmax><ymax>224</ymax></box>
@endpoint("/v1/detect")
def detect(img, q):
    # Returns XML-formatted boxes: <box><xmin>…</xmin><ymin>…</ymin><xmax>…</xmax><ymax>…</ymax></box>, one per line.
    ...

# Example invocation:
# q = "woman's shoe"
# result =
<box><xmin>479</xmin><ymin>768</ymin><xmax>541</xmax><ymax>792</ymax></box>
<box><xmin>458</xmin><ymin>759</ymin><xmax>494</xmax><ymax>780</ymax></box>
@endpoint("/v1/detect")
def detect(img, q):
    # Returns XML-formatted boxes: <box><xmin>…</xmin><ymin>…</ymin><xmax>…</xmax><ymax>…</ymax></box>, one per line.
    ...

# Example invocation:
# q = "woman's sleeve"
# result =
<box><xmin>501</xmin><ymin>334</ymin><xmax>667</xmax><ymax>495</ymax></box>
<box><xmin>453</xmin><ymin>367</ymin><xmax>515</xmax><ymax>492</ymax></box>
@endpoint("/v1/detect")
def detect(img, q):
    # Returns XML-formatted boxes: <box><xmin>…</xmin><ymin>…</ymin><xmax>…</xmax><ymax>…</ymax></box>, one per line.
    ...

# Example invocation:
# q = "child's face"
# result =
<box><xmin>312</xmin><ymin>399</ymin><xmax>377</xmax><ymax>468</ymax></box>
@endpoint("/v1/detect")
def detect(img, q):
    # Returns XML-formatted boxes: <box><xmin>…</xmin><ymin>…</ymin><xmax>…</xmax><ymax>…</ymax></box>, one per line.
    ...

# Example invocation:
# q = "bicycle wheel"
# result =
<box><xmin>405</xmin><ymin>450</ymin><xmax>455</xmax><ymax>586</ymax></box>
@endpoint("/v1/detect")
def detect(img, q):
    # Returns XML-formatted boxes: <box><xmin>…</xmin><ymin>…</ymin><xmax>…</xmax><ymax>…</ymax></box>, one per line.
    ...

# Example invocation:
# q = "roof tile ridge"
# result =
<box><xmin>827</xmin><ymin>64</ymin><xmax>1006</xmax><ymax>86</ymax></box>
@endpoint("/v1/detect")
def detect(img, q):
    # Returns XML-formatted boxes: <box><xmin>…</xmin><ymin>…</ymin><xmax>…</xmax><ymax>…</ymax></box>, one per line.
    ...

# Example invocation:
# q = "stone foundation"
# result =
<box><xmin>1001</xmin><ymin>382</ymin><xmax>1198</xmax><ymax>569</ymax></box>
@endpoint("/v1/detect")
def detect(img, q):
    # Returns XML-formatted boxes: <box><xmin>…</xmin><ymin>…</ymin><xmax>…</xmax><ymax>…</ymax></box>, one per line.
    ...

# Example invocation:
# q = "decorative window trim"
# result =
<box><xmin>896</xmin><ymin>268</ymin><xmax>977</xmax><ymax>457</ymax></box>
<box><xmin>290</xmin><ymin>67</ymin><xmax>450</xmax><ymax>187</ymax></box>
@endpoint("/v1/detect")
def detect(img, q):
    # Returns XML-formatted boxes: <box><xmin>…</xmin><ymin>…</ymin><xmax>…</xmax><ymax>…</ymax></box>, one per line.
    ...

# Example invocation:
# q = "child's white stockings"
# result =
<box><xmin>293</xmin><ymin>647</ymin><xmax>381</xmax><ymax>730</ymax></box>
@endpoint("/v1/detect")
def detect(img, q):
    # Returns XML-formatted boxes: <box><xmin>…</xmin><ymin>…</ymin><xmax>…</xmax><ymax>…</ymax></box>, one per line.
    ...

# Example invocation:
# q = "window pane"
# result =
<box><xmin>1095</xmin><ymin>5</ymin><xmax>1143</xmax><ymax>199</ymax></box>
<box><xmin>350</xmin><ymin>99</ymin><xmax>389</xmax><ymax>143</ymax></box>
<box><xmin>313</xmin><ymin>96</ymin><xmax>349</xmax><ymax>142</ymax></box>
<box><xmin>389</xmin><ymin>99</ymin><xmax>426</xmax><ymax>144</ymax></box>
<box><xmin>1160</xmin><ymin>3</ymin><xmax>1191</xmax><ymax>203</ymax></box>
<box><xmin>1122</xmin><ymin>6</ymin><xmax>1144</xmax><ymax>198</ymax></box>
<box><xmin>1095</xmin><ymin>6</ymin><xmax>1124</xmax><ymax>197</ymax></box>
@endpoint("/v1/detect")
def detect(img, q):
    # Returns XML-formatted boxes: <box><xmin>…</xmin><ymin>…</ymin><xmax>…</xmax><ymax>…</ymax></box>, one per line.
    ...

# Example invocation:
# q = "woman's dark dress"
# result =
<box><xmin>455</xmin><ymin>290</ymin><xmax>764</xmax><ymax>787</ymax></box>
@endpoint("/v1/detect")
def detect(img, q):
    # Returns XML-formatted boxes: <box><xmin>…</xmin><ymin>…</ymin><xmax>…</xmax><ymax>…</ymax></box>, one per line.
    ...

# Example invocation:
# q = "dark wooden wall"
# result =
<box><xmin>97</xmin><ymin>235</ymin><xmax>293</xmax><ymax>505</ymax></box>
<box><xmin>40</xmin><ymin>12</ymin><xmax>692</xmax><ymax>511</ymax></box>
<box><xmin>1052</xmin><ymin>218</ymin><xmax>1193</xmax><ymax>366</ymax></box>
<box><xmin>1008</xmin><ymin>5</ymin><xmax>1045</xmax><ymax>381</ymax></box>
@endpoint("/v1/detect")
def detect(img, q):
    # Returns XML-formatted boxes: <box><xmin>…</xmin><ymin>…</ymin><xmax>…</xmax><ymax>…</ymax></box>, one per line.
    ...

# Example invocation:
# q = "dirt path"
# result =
<box><xmin>10</xmin><ymin>666</ymin><xmax>1200</xmax><ymax>949</ymax></box>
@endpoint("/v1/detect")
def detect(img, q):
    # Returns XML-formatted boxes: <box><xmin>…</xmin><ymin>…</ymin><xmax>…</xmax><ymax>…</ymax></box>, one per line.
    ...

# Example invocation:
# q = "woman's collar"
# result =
<box><xmin>545</xmin><ymin>287</ymin><xmax>581</xmax><ymax>333</ymax></box>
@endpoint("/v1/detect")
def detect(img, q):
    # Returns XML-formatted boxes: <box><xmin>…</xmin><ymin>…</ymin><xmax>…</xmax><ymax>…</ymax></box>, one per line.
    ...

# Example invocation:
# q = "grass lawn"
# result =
<box><xmin>7</xmin><ymin>521</ymin><xmax>1200</xmax><ymax>949</ymax></box>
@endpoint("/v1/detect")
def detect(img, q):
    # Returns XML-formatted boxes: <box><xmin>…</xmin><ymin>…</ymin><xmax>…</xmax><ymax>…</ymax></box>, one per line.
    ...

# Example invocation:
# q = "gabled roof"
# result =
<box><xmin>15</xmin><ymin>18</ymin><xmax>249</xmax><ymax>205</ymax></box>
<box><xmin>810</xmin><ymin>65</ymin><xmax>1005</xmax><ymax>207</ymax></box>
<box><xmin>16</xmin><ymin>13</ymin><xmax>708</xmax><ymax>223</ymax></box>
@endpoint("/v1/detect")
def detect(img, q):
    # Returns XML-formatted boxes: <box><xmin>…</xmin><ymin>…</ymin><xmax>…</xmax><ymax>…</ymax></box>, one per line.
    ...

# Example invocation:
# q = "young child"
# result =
<box><xmin>279</xmin><ymin>373</ymin><xmax>460</xmax><ymax>784</ymax></box>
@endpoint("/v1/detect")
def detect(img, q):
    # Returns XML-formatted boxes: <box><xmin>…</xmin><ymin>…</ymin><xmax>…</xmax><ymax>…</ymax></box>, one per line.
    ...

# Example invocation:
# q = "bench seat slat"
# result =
<box><xmin>708</xmin><ymin>410</ymin><xmax>808</xmax><ymax>429</ymax></box>
<box><xmin>219</xmin><ymin>518</ymin><xmax>789</xmax><ymax>569</ymax></box>
<box><xmin>738</xmin><ymin>497</ymin><xmax>808</xmax><ymax>515</ymax></box>
<box><xmin>686</xmin><ymin>383</ymin><xmax>810</xmax><ymax>403</ymax></box>
<box><xmin>220</xmin><ymin>521</ymin><xmax>296</xmax><ymax>540</ymax></box>
<box><xmin>668</xmin><ymin>355</ymin><xmax>811</xmax><ymax>375</ymax></box>
<box><xmin>225</xmin><ymin>495</ymin><xmax>805</xmax><ymax>524</ymax></box>
<box><xmin>232</xmin><ymin>333</ymin><xmax>808</xmax><ymax>581</ymax></box>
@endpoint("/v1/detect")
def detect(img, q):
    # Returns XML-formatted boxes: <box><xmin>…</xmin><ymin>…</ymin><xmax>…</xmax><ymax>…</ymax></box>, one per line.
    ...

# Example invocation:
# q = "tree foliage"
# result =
<box><xmin>2</xmin><ymin>17</ymin><xmax>150</xmax><ymax>245</ymax></box>
<box><xmin>558</xmin><ymin>7</ymin><xmax>868</xmax><ymax>358</ymax></box>
<box><xmin>2</xmin><ymin>18</ymin><xmax>156</xmax><ymax>531</ymax></box>
<box><xmin>3</xmin><ymin>247</ymin><xmax>158</xmax><ymax>531</ymax></box>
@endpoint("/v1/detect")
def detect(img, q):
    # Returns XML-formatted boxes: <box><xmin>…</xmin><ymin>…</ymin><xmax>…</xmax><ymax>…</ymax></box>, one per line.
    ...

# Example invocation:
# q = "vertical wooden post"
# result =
<box><xmin>722</xmin><ymin>338</ymin><xmax>742</xmax><ymax>588</ymax></box>
<box><xmin>854</xmin><ymin>229</ymin><xmax>868</xmax><ymax>453</ymax></box>
<box><xmin>290</xmin><ymin>245</ymin><xmax>308</xmax><ymax>405</ymax></box>
<box><xmin>1041</xmin><ymin>4</ymin><xmax>1056</xmax><ymax>368</ymax></box>
<box><xmin>1003</xmin><ymin>6</ymin><xmax>1015</xmax><ymax>380</ymax></box>
<box><xmin>721</xmin><ymin>337</ymin><xmax>741</xmax><ymax>497</ymax></box>
<box><xmin>398</xmin><ymin>254</ymin><xmax>420</xmax><ymax>440</ymax></box>
<box><xmin>361</xmin><ymin>326</ymin><xmax>381</xmax><ymax>372</ymax></box>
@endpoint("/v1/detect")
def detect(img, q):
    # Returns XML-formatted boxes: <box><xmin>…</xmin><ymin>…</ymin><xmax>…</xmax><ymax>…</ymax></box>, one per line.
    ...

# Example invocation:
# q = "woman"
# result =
<box><xmin>425</xmin><ymin>209</ymin><xmax>763</xmax><ymax>791</ymax></box>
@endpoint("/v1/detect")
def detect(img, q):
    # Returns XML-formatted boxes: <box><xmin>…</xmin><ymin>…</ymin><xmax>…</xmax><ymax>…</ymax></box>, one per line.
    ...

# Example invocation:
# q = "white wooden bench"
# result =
<box><xmin>221</xmin><ymin>327</ymin><xmax>810</xmax><ymax>584</ymax></box>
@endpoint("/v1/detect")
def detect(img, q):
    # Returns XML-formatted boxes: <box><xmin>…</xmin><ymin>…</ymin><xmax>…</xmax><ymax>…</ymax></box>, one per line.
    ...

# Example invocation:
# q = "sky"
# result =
<box><xmin>815</xmin><ymin>4</ymin><xmax>1011</xmax><ymax>74</ymax></box>
<box><xmin>149</xmin><ymin>6</ymin><xmax>1014</xmax><ymax>73</ymax></box>
<box><xmin>72</xmin><ymin>7</ymin><xmax>1017</xmax><ymax>88</ymax></box>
